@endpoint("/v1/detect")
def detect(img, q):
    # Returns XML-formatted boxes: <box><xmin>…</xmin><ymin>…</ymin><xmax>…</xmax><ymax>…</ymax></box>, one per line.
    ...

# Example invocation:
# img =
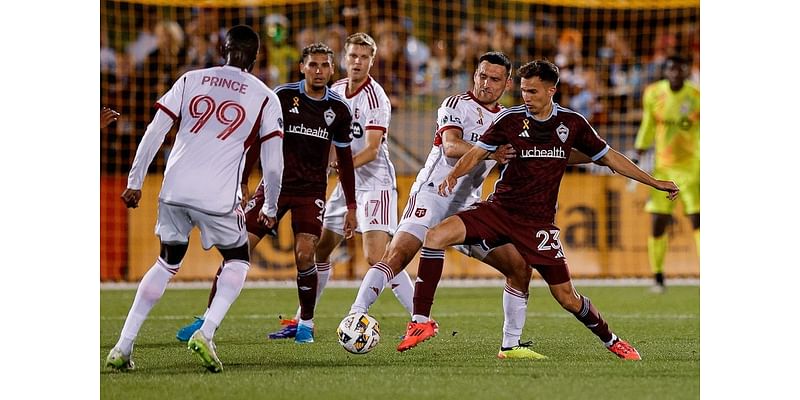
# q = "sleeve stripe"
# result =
<box><xmin>446</xmin><ymin>95</ymin><xmax>460</xmax><ymax>109</ymax></box>
<box><xmin>591</xmin><ymin>144</ymin><xmax>611</xmax><ymax>161</ymax></box>
<box><xmin>154</xmin><ymin>102</ymin><xmax>178</xmax><ymax>120</ymax></box>
<box><xmin>244</xmin><ymin>96</ymin><xmax>269</xmax><ymax>150</ymax></box>
<box><xmin>476</xmin><ymin>141</ymin><xmax>497</xmax><ymax>152</ymax></box>
<box><xmin>332</xmin><ymin>140</ymin><xmax>350</xmax><ymax>148</ymax></box>
<box><xmin>259</xmin><ymin>130</ymin><xmax>284</xmax><ymax>143</ymax></box>
<box><xmin>365</xmin><ymin>125</ymin><xmax>387</xmax><ymax>133</ymax></box>
<box><xmin>435</xmin><ymin>125</ymin><xmax>462</xmax><ymax>135</ymax></box>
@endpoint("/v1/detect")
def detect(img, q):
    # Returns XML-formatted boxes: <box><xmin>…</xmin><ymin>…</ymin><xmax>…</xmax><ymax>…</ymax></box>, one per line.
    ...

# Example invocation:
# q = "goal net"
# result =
<box><xmin>101</xmin><ymin>0</ymin><xmax>700</xmax><ymax>281</ymax></box>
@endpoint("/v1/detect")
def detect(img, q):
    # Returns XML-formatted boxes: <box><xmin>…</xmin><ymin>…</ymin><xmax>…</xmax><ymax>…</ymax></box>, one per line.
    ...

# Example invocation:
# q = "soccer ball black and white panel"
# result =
<box><xmin>336</xmin><ymin>313</ymin><xmax>381</xmax><ymax>354</ymax></box>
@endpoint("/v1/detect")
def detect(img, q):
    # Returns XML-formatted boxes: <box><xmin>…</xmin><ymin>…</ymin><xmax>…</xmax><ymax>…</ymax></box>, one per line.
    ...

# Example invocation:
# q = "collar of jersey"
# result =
<box><xmin>220</xmin><ymin>65</ymin><xmax>245</xmax><ymax>72</ymax></box>
<box><xmin>526</xmin><ymin>101</ymin><xmax>558</xmax><ymax>122</ymax></box>
<box><xmin>298</xmin><ymin>79</ymin><xmax>330</xmax><ymax>101</ymax></box>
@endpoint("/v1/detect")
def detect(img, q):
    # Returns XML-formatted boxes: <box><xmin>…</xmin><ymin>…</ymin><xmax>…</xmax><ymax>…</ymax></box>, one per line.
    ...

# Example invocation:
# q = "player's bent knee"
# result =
<box><xmin>365</xmin><ymin>254</ymin><xmax>382</xmax><ymax>266</ymax></box>
<box><xmin>218</xmin><ymin>243</ymin><xmax>250</xmax><ymax>262</ymax></box>
<box><xmin>423</xmin><ymin>225</ymin><xmax>452</xmax><ymax>249</ymax></box>
<box><xmin>160</xmin><ymin>243</ymin><xmax>188</xmax><ymax>265</ymax></box>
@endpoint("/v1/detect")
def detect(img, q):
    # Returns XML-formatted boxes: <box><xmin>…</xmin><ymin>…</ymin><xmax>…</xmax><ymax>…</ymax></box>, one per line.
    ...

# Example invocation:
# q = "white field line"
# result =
<box><xmin>100</xmin><ymin>278</ymin><xmax>700</xmax><ymax>290</ymax></box>
<box><xmin>100</xmin><ymin>311</ymin><xmax>698</xmax><ymax>321</ymax></box>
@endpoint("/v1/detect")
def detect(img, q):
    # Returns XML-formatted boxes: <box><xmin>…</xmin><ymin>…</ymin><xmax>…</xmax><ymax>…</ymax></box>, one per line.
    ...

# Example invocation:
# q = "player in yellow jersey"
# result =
<box><xmin>634</xmin><ymin>54</ymin><xmax>699</xmax><ymax>293</ymax></box>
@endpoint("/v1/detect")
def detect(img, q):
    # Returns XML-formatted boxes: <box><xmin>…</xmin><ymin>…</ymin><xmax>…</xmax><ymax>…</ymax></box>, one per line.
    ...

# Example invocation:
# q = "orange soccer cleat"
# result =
<box><xmin>267</xmin><ymin>318</ymin><xmax>298</xmax><ymax>339</ymax></box>
<box><xmin>396</xmin><ymin>320</ymin><xmax>439</xmax><ymax>352</ymax></box>
<box><xmin>607</xmin><ymin>338</ymin><xmax>642</xmax><ymax>360</ymax></box>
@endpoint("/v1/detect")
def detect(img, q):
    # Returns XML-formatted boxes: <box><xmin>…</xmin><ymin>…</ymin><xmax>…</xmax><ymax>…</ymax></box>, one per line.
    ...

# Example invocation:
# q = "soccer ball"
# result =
<box><xmin>336</xmin><ymin>313</ymin><xmax>381</xmax><ymax>354</ymax></box>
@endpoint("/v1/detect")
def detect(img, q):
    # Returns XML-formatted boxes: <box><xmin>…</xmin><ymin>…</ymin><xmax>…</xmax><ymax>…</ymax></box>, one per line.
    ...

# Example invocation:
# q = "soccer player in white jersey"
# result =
<box><xmin>267</xmin><ymin>33</ymin><xmax>416</xmax><ymax>339</ymax></box>
<box><xmin>105</xmin><ymin>25</ymin><xmax>284</xmax><ymax>373</ymax></box>
<box><xmin>346</xmin><ymin>52</ymin><xmax>555</xmax><ymax>359</ymax></box>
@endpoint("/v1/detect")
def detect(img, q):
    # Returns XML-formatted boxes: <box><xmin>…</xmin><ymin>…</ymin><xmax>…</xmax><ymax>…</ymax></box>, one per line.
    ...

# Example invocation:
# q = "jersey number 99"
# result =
<box><xmin>188</xmin><ymin>95</ymin><xmax>247</xmax><ymax>140</ymax></box>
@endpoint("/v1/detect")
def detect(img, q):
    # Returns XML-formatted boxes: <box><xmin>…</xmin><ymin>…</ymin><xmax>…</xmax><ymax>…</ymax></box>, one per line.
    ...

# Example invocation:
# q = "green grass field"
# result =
<box><xmin>100</xmin><ymin>284</ymin><xmax>699</xmax><ymax>400</ymax></box>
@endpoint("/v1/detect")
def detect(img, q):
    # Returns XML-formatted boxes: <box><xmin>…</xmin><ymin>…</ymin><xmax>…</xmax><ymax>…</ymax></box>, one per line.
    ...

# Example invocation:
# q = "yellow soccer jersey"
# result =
<box><xmin>635</xmin><ymin>80</ymin><xmax>700</xmax><ymax>176</ymax></box>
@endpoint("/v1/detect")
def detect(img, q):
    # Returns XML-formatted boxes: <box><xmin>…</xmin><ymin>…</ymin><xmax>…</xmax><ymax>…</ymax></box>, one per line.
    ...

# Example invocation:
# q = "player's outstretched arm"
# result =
<box><xmin>599</xmin><ymin>148</ymin><xmax>679</xmax><ymax>200</ymax></box>
<box><xmin>439</xmin><ymin>145</ymin><xmax>491</xmax><ymax>196</ymax></box>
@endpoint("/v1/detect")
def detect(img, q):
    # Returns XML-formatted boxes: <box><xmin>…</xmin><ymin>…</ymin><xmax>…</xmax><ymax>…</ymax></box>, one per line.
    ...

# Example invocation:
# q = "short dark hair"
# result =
<box><xmin>517</xmin><ymin>60</ymin><xmax>560</xmax><ymax>85</ymax></box>
<box><xmin>223</xmin><ymin>25</ymin><xmax>260</xmax><ymax>62</ymax></box>
<box><xmin>478</xmin><ymin>51</ymin><xmax>512</xmax><ymax>77</ymax></box>
<box><xmin>666</xmin><ymin>54</ymin><xmax>690</xmax><ymax>67</ymax></box>
<box><xmin>301</xmin><ymin>42</ymin><xmax>334</xmax><ymax>62</ymax></box>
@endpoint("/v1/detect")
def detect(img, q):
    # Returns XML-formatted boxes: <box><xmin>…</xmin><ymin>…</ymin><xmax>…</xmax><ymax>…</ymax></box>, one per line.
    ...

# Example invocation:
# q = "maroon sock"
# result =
<box><xmin>572</xmin><ymin>295</ymin><xmax>613</xmax><ymax>343</ymax></box>
<box><xmin>413</xmin><ymin>247</ymin><xmax>445</xmax><ymax>318</ymax></box>
<box><xmin>207</xmin><ymin>264</ymin><xmax>224</xmax><ymax>309</ymax></box>
<box><xmin>297</xmin><ymin>265</ymin><xmax>318</xmax><ymax>320</ymax></box>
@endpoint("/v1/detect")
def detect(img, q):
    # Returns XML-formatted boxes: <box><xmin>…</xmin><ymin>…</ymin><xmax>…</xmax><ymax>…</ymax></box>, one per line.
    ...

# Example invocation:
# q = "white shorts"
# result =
<box><xmin>155</xmin><ymin>201</ymin><xmax>248</xmax><ymax>250</ymax></box>
<box><xmin>396</xmin><ymin>190</ymin><xmax>492</xmax><ymax>260</ymax></box>
<box><xmin>396</xmin><ymin>190</ymin><xmax>467</xmax><ymax>240</ymax></box>
<box><xmin>322</xmin><ymin>185</ymin><xmax>398</xmax><ymax>236</ymax></box>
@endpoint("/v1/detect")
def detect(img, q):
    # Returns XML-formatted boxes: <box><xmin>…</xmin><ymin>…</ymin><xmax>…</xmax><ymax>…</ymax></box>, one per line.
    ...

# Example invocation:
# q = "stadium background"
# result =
<box><xmin>99</xmin><ymin>0</ymin><xmax>700</xmax><ymax>282</ymax></box>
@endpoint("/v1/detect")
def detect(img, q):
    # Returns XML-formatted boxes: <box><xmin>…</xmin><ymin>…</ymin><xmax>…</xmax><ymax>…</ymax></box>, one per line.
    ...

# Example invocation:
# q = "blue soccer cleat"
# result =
<box><xmin>267</xmin><ymin>319</ymin><xmax>298</xmax><ymax>339</ymax></box>
<box><xmin>176</xmin><ymin>316</ymin><xmax>204</xmax><ymax>342</ymax></box>
<box><xmin>294</xmin><ymin>324</ymin><xmax>315</xmax><ymax>344</ymax></box>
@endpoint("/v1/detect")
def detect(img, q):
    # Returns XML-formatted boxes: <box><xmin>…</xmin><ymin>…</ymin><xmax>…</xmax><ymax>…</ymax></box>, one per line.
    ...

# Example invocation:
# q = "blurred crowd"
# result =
<box><xmin>101</xmin><ymin>3</ymin><xmax>699</xmax><ymax>174</ymax></box>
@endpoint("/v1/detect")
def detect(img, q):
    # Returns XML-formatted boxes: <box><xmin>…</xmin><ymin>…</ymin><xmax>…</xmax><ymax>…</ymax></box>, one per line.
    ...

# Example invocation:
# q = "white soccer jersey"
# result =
<box><xmin>127</xmin><ymin>65</ymin><xmax>283</xmax><ymax>215</ymax></box>
<box><xmin>410</xmin><ymin>91</ymin><xmax>504</xmax><ymax>205</ymax></box>
<box><xmin>331</xmin><ymin>76</ymin><xmax>397</xmax><ymax>190</ymax></box>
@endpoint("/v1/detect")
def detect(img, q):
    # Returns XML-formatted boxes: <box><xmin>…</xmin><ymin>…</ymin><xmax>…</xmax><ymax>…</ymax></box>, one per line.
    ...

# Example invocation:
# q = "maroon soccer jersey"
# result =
<box><xmin>477</xmin><ymin>103</ymin><xmax>609</xmax><ymax>223</ymax></box>
<box><xmin>245</xmin><ymin>80</ymin><xmax>353</xmax><ymax>196</ymax></box>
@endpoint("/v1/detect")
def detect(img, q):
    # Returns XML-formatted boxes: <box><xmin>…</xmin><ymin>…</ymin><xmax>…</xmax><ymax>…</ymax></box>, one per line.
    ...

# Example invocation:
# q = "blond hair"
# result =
<box><xmin>345</xmin><ymin>32</ymin><xmax>377</xmax><ymax>56</ymax></box>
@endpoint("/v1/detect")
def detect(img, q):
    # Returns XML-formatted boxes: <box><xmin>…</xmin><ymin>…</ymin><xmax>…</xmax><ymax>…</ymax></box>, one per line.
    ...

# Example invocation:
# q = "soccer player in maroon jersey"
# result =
<box><xmin>175</xmin><ymin>42</ymin><xmax>357</xmax><ymax>345</ymax></box>
<box><xmin>397</xmin><ymin>60</ymin><xmax>679</xmax><ymax>360</ymax></box>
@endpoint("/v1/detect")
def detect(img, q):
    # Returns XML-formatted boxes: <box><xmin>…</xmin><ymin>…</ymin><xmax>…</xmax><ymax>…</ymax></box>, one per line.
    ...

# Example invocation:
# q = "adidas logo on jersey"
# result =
<box><xmin>519</xmin><ymin>130</ymin><xmax>530</xmax><ymax>137</ymax></box>
<box><xmin>370</xmin><ymin>218</ymin><xmax>380</xmax><ymax>225</ymax></box>
<box><xmin>289</xmin><ymin>106</ymin><xmax>299</xmax><ymax>114</ymax></box>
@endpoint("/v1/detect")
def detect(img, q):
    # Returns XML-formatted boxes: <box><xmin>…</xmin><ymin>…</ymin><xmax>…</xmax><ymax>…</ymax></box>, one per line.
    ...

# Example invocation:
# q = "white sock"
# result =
<box><xmin>501</xmin><ymin>284</ymin><xmax>529</xmax><ymax>349</ymax></box>
<box><xmin>411</xmin><ymin>314</ymin><xmax>430</xmax><ymax>323</ymax></box>
<box><xmin>349</xmin><ymin>263</ymin><xmax>393</xmax><ymax>314</ymax></box>
<box><xmin>604</xmin><ymin>333</ymin><xmax>619</xmax><ymax>347</ymax></box>
<box><xmin>295</xmin><ymin>262</ymin><xmax>331</xmax><ymax>320</ymax></box>
<box><xmin>115</xmin><ymin>258</ymin><xmax>178</xmax><ymax>355</ymax></box>
<box><xmin>298</xmin><ymin>318</ymin><xmax>314</xmax><ymax>328</ymax></box>
<box><xmin>200</xmin><ymin>260</ymin><xmax>249</xmax><ymax>339</ymax></box>
<box><xmin>389</xmin><ymin>269</ymin><xmax>414</xmax><ymax>317</ymax></box>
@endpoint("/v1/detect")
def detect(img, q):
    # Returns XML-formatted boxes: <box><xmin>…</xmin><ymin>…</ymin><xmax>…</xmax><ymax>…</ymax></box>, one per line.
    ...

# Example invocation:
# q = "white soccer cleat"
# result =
<box><xmin>187</xmin><ymin>331</ymin><xmax>223</xmax><ymax>373</ymax></box>
<box><xmin>105</xmin><ymin>347</ymin><xmax>134</xmax><ymax>371</ymax></box>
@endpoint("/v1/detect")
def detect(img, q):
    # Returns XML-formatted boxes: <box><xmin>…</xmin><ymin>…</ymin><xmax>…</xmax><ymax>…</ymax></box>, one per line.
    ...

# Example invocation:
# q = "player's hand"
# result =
<box><xmin>258</xmin><ymin>210</ymin><xmax>277</xmax><ymax>229</ymax></box>
<box><xmin>438</xmin><ymin>175</ymin><xmax>457</xmax><ymax>197</ymax></box>
<box><xmin>655</xmin><ymin>180</ymin><xmax>680</xmax><ymax>201</ymax></box>
<box><xmin>490</xmin><ymin>144</ymin><xmax>517</xmax><ymax>164</ymax></box>
<box><xmin>343</xmin><ymin>208</ymin><xmax>357</xmax><ymax>239</ymax></box>
<box><xmin>101</xmin><ymin>107</ymin><xmax>120</xmax><ymax>129</ymax></box>
<box><xmin>328</xmin><ymin>160</ymin><xmax>339</xmax><ymax>176</ymax></box>
<box><xmin>120</xmin><ymin>188</ymin><xmax>142</xmax><ymax>208</ymax></box>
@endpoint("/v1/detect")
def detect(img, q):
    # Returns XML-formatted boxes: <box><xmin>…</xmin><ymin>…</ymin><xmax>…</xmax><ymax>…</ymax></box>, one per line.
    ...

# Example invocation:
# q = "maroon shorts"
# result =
<box><xmin>457</xmin><ymin>201</ymin><xmax>571</xmax><ymax>285</ymax></box>
<box><xmin>244</xmin><ymin>183</ymin><xmax>326</xmax><ymax>239</ymax></box>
